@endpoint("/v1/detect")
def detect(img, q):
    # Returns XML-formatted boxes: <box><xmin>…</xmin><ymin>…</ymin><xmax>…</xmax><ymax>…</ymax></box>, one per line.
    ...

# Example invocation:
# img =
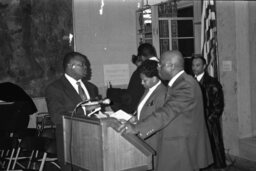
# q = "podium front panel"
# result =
<box><xmin>63</xmin><ymin>116</ymin><xmax>103</xmax><ymax>171</ymax></box>
<box><xmin>63</xmin><ymin>115</ymin><xmax>153</xmax><ymax>171</ymax></box>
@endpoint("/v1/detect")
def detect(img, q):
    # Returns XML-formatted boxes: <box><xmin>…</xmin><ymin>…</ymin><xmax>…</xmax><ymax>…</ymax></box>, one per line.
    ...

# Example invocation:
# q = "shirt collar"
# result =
<box><xmin>148</xmin><ymin>56</ymin><xmax>159</xmax><ymax>62</ymax></box>
<box><xmin>196</xmin><ymin>72</ymin><xmax>205</xmax><ymax>82</ymax></box>
<box><xmin>168</xmin><ymin>70</ymin><xmax>184</xmax><ymax>87</ymax></box>
<box><xmin>149</xmin><ymin>80</ymin><xmax>161</xmax><ymax>92</ymax></box>
<box><xmin>65</xmin><ymin>73</ymin><xmax>81</xmax><ymax>85</ymax></box>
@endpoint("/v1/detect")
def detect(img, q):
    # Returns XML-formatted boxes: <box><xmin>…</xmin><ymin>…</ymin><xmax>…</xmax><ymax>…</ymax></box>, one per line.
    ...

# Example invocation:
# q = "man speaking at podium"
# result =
<box><xmin>45</xmin><ymin>51</ymin><xmax>99</xmax><ymax>171</ymax></box>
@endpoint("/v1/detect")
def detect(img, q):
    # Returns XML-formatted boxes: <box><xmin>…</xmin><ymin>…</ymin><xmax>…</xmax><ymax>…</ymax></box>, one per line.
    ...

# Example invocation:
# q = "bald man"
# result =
<box><xmin>119</xmin><ymin>50</ymin><xmax>213</xmax><ymax>171</ymax></box>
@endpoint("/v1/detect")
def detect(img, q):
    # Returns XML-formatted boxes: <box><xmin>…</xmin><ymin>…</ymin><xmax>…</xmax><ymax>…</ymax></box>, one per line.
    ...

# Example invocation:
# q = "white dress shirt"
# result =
<box><xmin>168</xmin><ymin>70</ymin><xmax>184</xmax><ymax>87</ymax></box>
<box><xmin>65</xmin><ymin>74</ymin><xmax>90</xmax><ymax>100</ymax></box>
<box><xmin>137</xmin><ymin>81</ymin><xmax>161</xmax><ymax>120</ymax></box>
<box><xmin>195</xmin><ymin>72</ymin><xmax>205</xmax><ymax>82</ymax></box>
<box><xmin>149</xmin><ymin>56</ymin><xmax>159</xmax><ymax>62</ymax></box>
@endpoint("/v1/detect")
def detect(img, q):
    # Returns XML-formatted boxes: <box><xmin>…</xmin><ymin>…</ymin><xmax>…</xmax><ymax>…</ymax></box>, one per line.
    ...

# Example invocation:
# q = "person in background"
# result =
<box><xmin>118</xmin><ymin>50</ymin><xmax>213</xmax><ymax>171</ymax></box>
<box><xmin>131</xmin><ymin>54</ymin><xmax>143</xmax><ymax>67</ymax></box>
<box><xmin>45</xmin><ymin>51</ymin><xmax>99</xmax><ymax>171</ymax></box>
<box><xmin>0</xmin><ymin>82</ymin><xmax>37</xmax><ymax>133</ymax></box>
<box><xmin>131</xmin><ymin>59</ymin><xmax>167</xmax><ymax>170</ymax></box>
<box><xmin>107</xmin><ymin>43</ymin><xmax>159</xmax><ymax>114</ymax></box>
<box><xmin>192</xmin><ymin>55</ymin><xmax>226</xmax><ymax>170</ymax></box>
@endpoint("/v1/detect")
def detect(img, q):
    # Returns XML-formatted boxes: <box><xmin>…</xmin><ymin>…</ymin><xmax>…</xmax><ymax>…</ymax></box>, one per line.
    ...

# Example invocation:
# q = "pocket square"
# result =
<box><xmin>147</xmin><ymin>100</ymin><xmax>154</xmax><ymax>106</ymax></box>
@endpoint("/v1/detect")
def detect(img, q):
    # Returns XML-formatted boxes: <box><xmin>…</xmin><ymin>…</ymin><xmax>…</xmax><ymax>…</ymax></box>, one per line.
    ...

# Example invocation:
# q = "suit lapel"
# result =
<box><xmin>60</xmin><ymin>76</ymin><xmax>81</xmax><ymax>102</ymax></box>
<box><xmin>140</xmin><ymin>84</ymin><xmax>160</xmax><ymax>114</ymax></box>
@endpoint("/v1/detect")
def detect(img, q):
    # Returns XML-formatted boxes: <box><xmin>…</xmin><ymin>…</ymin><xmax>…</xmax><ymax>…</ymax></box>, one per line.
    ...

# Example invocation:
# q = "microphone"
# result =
<box><xmin>75</xmin><ymin>99</ymin><xmax>90</xmax><ymax>108</ymax></box>
<box><xmin>87</xmin><ymin>107</ymin><xmax>101</xmax><ymax>117</ymax></box>
<box><xmin>81</xmin><ymin>98</ymin><xmax>111</xmax><ymax>106</ymax></box>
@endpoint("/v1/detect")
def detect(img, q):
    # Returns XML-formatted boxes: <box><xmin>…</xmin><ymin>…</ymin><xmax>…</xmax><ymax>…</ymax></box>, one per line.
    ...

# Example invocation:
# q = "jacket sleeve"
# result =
<box><xmin>135</xmin><ymin>80</ymin><xmax>195</xmax><ymax>139</ymax></box>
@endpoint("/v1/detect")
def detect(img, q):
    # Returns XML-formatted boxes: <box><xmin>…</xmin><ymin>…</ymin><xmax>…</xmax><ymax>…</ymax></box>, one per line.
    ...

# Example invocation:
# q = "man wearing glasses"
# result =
<box><xmin>45</xmin><ymin>51</ymin><xmax>99</xmax><ymax>171</ymax></box>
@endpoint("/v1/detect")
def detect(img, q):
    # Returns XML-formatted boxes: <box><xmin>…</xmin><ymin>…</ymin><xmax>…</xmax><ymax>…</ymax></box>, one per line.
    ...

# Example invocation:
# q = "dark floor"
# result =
<box><xmin>203</xmin><ymin>155</ymin><xmax>256</xmax><ymax>171</ymax></box>
<box><xmin>42</xmin><ymin>155</ymin><xmax>256</xmax><ymax>171</ymax></box>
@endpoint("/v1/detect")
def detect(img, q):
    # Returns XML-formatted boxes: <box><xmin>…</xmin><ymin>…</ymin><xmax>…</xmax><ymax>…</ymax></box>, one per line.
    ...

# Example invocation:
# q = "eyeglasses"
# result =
<box><xmin>157</xmin><ymin>63</ymin><xmax>172</xmax><ymax>68</ymax></box>
<box><xmin>70</xmin><ymin>63</ymin><xmax>87</xmax><ymax>68</ymax></box>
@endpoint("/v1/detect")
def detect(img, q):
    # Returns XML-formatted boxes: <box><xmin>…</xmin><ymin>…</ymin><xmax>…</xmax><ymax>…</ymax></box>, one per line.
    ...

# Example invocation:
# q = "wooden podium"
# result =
<box><xmin>63</xmin><ymin>115</ymin><xmax>155</xmax><ymax>171</ymax></box>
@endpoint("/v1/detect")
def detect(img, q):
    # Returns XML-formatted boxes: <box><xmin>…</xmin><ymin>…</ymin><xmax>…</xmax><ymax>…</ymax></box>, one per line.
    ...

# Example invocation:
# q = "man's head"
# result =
<box><xmin>192</xmin><ymin>56</ymin><xmax>206</xmax><ymax>76</ymax></box>
<box><xmin>137</xmin><ymin>43</ymin><xmax>157</xmax><ymax>61</ymax></box>
<box><xmin>63</xmin><ymin>52</ymin><xmax>89</xmax><ymax>80</ymax></box>
<box><xmin>158</xmin><ymin>50</ymin><xmax>184</xmax><ymax>80</ymax></box>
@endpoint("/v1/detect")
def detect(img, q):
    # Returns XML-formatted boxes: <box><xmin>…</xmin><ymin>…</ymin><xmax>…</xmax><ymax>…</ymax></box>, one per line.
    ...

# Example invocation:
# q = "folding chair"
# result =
<box><xmin>12</xmin><ymin>136</ymin><xmax>60</xmax><ymax>171</ymax></box>
<box><xmin>36</xmin><ymin>112</ymin><xmax>55</xmax><ymax>136</ymax></box>
<box><xmin>0</xmin><ymin>136</ymin><xmax>19</xmax><ymax>171</ymax></box>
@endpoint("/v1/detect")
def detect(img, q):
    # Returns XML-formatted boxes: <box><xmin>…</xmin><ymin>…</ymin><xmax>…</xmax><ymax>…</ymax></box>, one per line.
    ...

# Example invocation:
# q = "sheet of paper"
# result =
<box><xmin>103</xmin><ymin>64</ymin><xmax>130</xmax><ymax>86</ymax></box>
<box><xmin>109</xmin><ymin>109</ymin><xmax>132</xmax><ymax>121</ymax></box>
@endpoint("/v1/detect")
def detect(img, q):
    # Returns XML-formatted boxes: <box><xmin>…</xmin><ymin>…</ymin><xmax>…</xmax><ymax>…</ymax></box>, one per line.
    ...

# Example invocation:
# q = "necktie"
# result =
<box><xmin>76</xmin><ymin>81</ymin><xmax>87</xmax><ymax>101</ymax></box>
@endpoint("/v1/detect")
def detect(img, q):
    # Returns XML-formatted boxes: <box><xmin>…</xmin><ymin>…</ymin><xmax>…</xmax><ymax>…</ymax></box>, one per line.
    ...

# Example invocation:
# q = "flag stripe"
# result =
<box><xmin>201</xmin><ymin>0</ymin><xmax>218</xmax><ymax>78</ymax></box>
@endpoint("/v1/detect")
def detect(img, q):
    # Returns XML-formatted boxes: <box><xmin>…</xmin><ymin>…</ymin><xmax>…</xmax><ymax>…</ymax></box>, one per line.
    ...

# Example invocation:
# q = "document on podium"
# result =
<box><xmin>109</xmin><ymin>110</ymin><xmax>133</xmax><ymax>121</ymax></box>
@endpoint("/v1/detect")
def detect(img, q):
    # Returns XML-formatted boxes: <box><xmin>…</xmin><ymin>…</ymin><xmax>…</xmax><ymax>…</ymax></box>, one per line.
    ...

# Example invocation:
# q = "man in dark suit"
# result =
<box><xmin>119</xmin><ymin>50</ymin><xmax>213</xmax><ymax>171</ymax></box>
<box><xmin>45</xmin><ymin>51</ymin><xmax>99</xmax><ymax>171</ymax></box>
<box><xmin>192</xmin><ymin>56</ymin><xmax>226</xmax><ymax>169</ymax></box>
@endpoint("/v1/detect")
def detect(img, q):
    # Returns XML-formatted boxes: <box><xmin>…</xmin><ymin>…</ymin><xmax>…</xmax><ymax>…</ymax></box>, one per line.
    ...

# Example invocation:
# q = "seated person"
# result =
<box><xmin>0</xmin><ymin>82</ymin><xmax>37</xmax><ymax>132</ymax></box>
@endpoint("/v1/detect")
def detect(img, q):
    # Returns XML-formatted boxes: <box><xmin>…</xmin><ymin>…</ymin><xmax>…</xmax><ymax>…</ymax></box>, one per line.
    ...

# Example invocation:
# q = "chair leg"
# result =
<box><xmin>12</xmin><ymin>147</ymin><xmax>20</xmax><ymax>169</ymax></box>
<box><xmin>39</xmin><ymin>152</ymin><xmax>47</xmax><ymax>171</ymax></box>
<box><xmin>6</xmin><ymin>148</ymin><xmax>15</xmax><ymax>171</ymax></box>
<box><xmin>27</xmin><ymin>150</ymin><xmax>35</xmax><ymax>169</ymax></box>
<box><xmin>50</xmin><ymin>161</ymin><xmax>61</xmax><ymax>169</ymax></box>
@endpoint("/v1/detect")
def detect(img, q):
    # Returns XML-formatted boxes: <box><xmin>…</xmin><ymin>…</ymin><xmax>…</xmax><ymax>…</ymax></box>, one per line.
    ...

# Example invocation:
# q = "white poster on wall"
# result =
<box><xmin>103</xmin><ymin>64</ymin><xmax>130</xmax><ymax>86</ymax></box>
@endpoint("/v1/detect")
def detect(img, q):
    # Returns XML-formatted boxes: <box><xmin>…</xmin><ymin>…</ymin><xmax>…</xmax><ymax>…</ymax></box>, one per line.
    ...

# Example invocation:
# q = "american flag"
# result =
<box><xmin>201</xmin><ymin>0</ymin><xmax>219</xmax><ymax>78</ymax></box>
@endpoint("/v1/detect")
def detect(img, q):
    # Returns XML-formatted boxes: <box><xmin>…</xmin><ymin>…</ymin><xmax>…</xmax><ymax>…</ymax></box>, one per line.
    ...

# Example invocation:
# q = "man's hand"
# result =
<box><xmin>117</xmin><ymin>121</ymin><xmax>139</xmax><ymax>134</ymax></box>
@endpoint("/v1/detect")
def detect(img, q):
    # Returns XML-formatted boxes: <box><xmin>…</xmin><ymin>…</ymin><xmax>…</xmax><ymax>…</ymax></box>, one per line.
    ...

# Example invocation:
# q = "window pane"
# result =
<box><xmin>144</xmin><ymin>32</ymin><xmax>152</xmax><ymax>38</ymax></box>
<box><xmin>144</xmin><ymin>39</ymin><xmax>153</xmax><ymax>44</ymax></box>
<box><xmin>160</xmin><ymin>39</ymin><xmax>169</xmax><ymax>55</ymax></box>
<box><xmin>177</xmin><ymin>6</ymin><xmax>193</xmax><ymax>17</ymax></box>
<box><xmin>158</xmin><ymin>2</ymin><xmax>177</xmax><ymax>17</ymax></box>
<box><xmin>159</xmin><ymin>20</ymin><xmax>169</xmax><ymax>38</ymax></box>
<box><xmin>177</xmin><ymin>38</ymin><xmax>194</xmax><ymax>57</ymax></box>
<box><xmin>177</xmin><ymin>20</ymin><xmax>194</xmax><ymax>37</ymax></box>
<box><xmin>172</xmin><ymin>39</ymin><xmax>179</xmax><ymax>50</ymax></box>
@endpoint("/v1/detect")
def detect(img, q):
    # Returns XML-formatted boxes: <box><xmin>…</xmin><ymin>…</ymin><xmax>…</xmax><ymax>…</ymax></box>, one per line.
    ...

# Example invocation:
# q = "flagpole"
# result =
<box><xmin>214</xmin><ymin>0</ymin><xmax>220</xmax><ymax>81</ymax></box>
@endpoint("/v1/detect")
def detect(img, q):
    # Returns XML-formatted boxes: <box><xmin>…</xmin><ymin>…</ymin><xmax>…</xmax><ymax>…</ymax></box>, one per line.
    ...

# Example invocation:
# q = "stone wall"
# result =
<box><xmin>0</xmin><ymin>0</ymin><xmax>73</xmax><ymax>97</ymax></box>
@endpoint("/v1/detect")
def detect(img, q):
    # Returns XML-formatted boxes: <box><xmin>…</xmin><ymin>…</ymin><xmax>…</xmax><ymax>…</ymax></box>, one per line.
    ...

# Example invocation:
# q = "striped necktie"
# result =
<box><xmin>76</xmin><ymin>81</ymin><xmax>87</xmax><ymax>101</ymax></box>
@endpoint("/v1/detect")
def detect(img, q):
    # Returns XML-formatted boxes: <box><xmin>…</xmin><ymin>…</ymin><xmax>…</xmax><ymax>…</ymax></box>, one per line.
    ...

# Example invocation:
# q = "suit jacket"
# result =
<box><xmin>45</xmin><ymin>75</ymin><xmax>99</xmax><ymax>125</ymax></box>
<box><xmin>138</xmin><ymin>82</ymin><xmax>166</xmax><ymax>170</ymax></box>
<box><xmin>138</xmin><ymin>83</ymin><xmax>166</xmax><ymax>151</ymax></box>
<box><xmin>199</xmin><ymin>73</ymin><xmax>226</xmax><ymax>168</ymax></box>
<box><xmin>199</xmin><ymin>73</ymin><xmax>224</xmax><ymax>120</ymax></box>
<box><xmin>136</xmin><ymin>72</ymin><xmax>213</xmax><ymax>171</ymax></box>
